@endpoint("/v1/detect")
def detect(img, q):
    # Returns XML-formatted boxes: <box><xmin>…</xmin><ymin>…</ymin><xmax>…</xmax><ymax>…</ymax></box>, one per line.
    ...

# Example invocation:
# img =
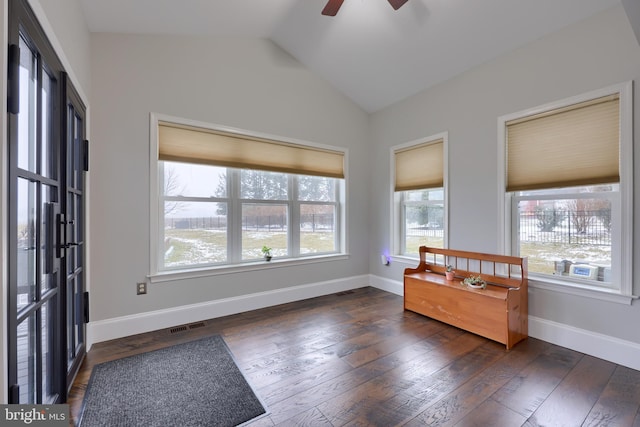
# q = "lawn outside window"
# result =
<box><xmin>499</xmin><ymin>82</ymin><xmax>634</xmax><ymax>302</ymax></box>
<box><xmin>149</xmin><ymin>114</ymin><xmax>346</xmax><ymax>278</ymax></box>
<box><xmin>400</xmin><ymin>188</ymin><xmax>445</xmax><ymax>255</ymax></box>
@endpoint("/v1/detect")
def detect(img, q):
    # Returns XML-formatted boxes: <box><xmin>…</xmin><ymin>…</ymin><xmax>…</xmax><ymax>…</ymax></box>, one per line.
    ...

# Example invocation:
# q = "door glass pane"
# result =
<box><xmin>17</xmin><ymin>314</ymin><xmax>36</xmax><ymax>403</ymax></box>
<box><xmin>75</xmin><ymin>194</ymin><xmax>84</xmax><ymax>268</ymax></box>
<box><xmin>76</xmin><ymin>114</ymin><xmax>83</xmax><ymax>189</ymax></box>
<box><xmin>17</xmin><ymin>36</ymin><xmax>37</xmax><ymax>173</ymax></box>
<box><xmin>66</xmin><ymin>194</ymin><xmax>76</xmax><ymax>274</ymax></box>
<box><xmin>17</xmin><ymin>178</ymin><xmax>37</xmax><ymax>311</ymax></box>
<box><xmin>66</xmin><ymin>278</ymin><xmax>74</xmax><ymax>364</ymax></box>
<box><xmin>41</xmin><ymin>69</ymin><xmax>55</xmax><ymax>179</ymax></box>
<box><xmin>40</xmin><ymin>186</ymin><xmax>56</xmax><ymax>292</ymax></box>
<box><xmin>68</xmin><ymin>108</ymin><xmax>82</xmax><ymax>189</ymax></box>
<box><xmin>42</xmin><ymin>300</ymin><xmax>56</xmax><ymax>403</ymax></box>
<box><xmin>74</xmin><ymin>275</ymin><xmax>84</xmax><ymax>347</ymax></box>
<box><xmin>67</xmin><ymin>276</ymin><xmax>83</xmax><ymax>366</ymax></box>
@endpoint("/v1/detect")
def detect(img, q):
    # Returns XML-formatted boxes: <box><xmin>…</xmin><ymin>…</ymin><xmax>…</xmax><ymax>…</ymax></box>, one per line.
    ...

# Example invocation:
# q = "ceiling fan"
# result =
<box><xmin>322</xmin><ymin>0</ymin><xmax>409</xmax><ymax>16</ymax></box>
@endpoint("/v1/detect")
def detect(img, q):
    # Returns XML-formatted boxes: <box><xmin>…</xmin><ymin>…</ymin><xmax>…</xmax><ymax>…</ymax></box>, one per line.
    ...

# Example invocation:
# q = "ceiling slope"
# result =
<box><xmin>81</xmin><ymin>0</ymin><xmax>621</xmax><ymax>112</ymax></box>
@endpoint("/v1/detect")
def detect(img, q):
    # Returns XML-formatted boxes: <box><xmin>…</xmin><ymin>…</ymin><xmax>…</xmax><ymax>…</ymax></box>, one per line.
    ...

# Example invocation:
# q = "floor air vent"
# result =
<box><xmin>169</xmin><ymin>322</ymin><xmax>206</xmax><ymax>334</ymax></box>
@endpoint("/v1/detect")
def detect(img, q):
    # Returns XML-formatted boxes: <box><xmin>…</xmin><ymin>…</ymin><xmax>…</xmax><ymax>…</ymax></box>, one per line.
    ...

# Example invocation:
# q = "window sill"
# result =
<box><xmin>529</xmin><ymin>276</ymin><xmax>638</xmax><ymax>305</ymax></box>
<box><xmin>148</xmin><ymin>253</ymin><xmax>350</xmax><ymax>284</ymax></box>
<box><xmin>389</xmin><ymin>255</ymin><xmax>420</xmax><ymax>266</ymax></box>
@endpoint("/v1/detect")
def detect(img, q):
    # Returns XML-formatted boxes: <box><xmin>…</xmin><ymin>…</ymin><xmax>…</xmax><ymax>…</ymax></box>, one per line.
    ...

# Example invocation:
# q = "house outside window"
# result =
<box><xmin>393</xmin><ymin>133</ymin><xmax>448</xmax><ymax>257</ymax></box>
<box><xmin>499</xmin><ymin>82</ymin><xmax>633</xmax><ymax>300</ymax></box>
<box><xmin>150</xmin><ymin>116</ymin><xmax>346</xmax><ymax>276</ymax></box>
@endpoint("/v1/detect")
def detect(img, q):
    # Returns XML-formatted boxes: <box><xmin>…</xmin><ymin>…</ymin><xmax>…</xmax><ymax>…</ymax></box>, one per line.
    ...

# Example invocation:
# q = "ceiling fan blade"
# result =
<box><xmin>322</xmin><ymin>0</ymin><xmax>345</xmax><ymax>16</ymax></box>
<box><xmin>387</xmin><ymin>0</ymin><xmax>409</xmax><ymax>10</ymax></box>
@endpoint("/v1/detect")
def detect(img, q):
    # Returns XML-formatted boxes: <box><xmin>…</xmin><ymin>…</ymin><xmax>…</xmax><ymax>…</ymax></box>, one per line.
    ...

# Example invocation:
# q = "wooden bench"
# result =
<box><xmin>404</xmin><ymin>246</ymin><xmax>528</xmax><ymax>349</ymax></box>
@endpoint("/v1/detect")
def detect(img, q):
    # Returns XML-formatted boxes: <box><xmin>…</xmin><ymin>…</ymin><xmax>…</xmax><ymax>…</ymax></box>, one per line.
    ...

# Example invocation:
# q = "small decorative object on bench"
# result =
<box><xmin>404</xmin><ymin>246</ymin><xmax>528</xmax><ymax>349</ymax></box>
<box><xmin>462</xmin><ymin>274</ymin><xmax>486</xmax><ymax>289</ymax></box>
<box><xmin>445</xmin><ymin>265</ymin><xmax>455</xmax><ymax>280</ymax></box>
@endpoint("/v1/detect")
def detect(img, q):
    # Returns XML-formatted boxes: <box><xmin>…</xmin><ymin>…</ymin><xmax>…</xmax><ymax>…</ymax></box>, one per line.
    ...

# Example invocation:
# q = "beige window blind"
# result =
<box><xmin>395</xmin><ymin>139</ymin><xmax>443</xmax><ymax>192</ymax></box>
<box><xmin>158</xmin><ymin>121</ymin><xmax>345</xmax><ymax>178</ymax></box>
<box><xmin>506</xmin><ymin>94</ymin><xmax>620</xmax><ymax>192</ymax></box>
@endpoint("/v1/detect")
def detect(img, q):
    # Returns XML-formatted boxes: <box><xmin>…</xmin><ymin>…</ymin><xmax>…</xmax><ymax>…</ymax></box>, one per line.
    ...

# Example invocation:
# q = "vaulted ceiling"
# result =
<box><xmin>80</xmin><ymin>0</ymin><xmax>621</xmax><ymax>113</ymax></box>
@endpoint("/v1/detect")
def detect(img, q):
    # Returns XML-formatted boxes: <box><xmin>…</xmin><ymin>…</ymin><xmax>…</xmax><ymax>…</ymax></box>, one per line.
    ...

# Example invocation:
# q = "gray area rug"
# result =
<box><xmin>78</xmin><ymin>335</ymin><xmax>266</xmax><ymax>427</ymax></box>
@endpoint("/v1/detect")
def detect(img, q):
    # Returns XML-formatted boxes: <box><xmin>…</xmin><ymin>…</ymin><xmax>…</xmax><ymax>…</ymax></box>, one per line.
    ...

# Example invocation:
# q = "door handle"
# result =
<box><xmin>45</xmin><ymin>202</ymin><xmax>59</xmax><ymax>272</ymax></box>
<box><xmin>56</xmin><ymin>214</ymin><xmax>79</xmax><ymax>255</ymax></box>
<box><xmin>56</xmin><ymin>213</ymin><xmax>66</xmax><ymax>258</ymax></box>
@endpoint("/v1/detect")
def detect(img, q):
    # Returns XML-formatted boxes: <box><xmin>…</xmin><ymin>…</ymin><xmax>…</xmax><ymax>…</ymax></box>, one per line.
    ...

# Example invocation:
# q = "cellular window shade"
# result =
<box><xmin>395</xmin><ymin>140</ymin><xmax>443</xmax><ymax>192</ymax></box>
<box><xmin>158</xmin><ymin>122</ymin><xmax>344</xmax><ymax>179</ymax></box>
<box><xmin>506</xmin><ymin>94</ymin><xmax>620</xmax><ymax>192</ymax></box>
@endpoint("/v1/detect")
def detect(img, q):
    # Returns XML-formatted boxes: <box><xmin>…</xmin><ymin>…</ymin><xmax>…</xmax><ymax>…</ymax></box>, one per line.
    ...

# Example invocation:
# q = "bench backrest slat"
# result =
<box><xmin>412</xmin><ymin>246</ymin><xmax>527</xmax><ymax>289</ymax></box>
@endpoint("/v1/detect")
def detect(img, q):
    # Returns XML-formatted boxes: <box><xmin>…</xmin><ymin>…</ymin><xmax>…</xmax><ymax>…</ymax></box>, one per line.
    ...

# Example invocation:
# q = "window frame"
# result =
<box><xmin>149</xmin><ymin>113</ymin><xmax>348</xmax><ymax>282</ymax></box>
<box><xmin>498</xmin><ymin>82</ymin><xmax>634</xmax><ymax>303</ymax></box>
<box><xmin>391</xmin><ymin>132</ymin><xmax>449</xmax><ymax>260</ymax></box>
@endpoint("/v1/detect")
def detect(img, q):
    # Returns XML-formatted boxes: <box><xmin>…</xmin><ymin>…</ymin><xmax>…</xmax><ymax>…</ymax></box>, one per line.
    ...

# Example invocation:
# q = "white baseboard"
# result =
<box><xmin>528</xmin><ymin>315</ymin><xmax>640</xmax><ymax>371</ymax></box>
<box><xmin>369</xmin><ymin>274</ymin><xmax>403</xmax><ymax>296</ymax></box>
<box><xmin>87</xmin><ymin>275</ymin><xmax>369</xmax><ymax>348</ymax></box>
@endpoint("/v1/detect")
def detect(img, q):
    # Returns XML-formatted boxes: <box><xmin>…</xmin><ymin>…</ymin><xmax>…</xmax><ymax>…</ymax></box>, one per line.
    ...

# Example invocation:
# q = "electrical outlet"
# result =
<box><xmin>137</xmin><ymin>282</ymin><xmax>147</xmax><ymax>295</ymax></box>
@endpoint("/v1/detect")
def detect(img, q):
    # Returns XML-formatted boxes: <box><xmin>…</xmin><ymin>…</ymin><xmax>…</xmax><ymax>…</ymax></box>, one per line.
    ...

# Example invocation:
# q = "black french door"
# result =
<box><xmin>63</xmin><ymin>80</ymin><xmax>88</xmax><ymax>389</ymax></box>
<box><xmin>7</xmin><ymin>0</ymin><xmax>87</xmax><ymax>404</ymax></box>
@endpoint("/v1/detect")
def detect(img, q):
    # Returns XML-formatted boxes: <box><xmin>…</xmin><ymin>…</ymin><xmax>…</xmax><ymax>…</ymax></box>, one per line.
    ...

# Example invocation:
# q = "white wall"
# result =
<box><xmin>623</xmin><ymin>0</ymin><xmax>640</xmax><ymax>46</ymax></box>
<box><xmin>30</xmin><ymin>0</ymin><xmax>91</xmax><ymax>98</ymax></box>
<box><xmin>88</xmin><ymin>34</ymin><xmax>370</xmax><ymax>330</ymax></box>
<box><xmin>370</xmin><ymin>4</ymin><xmax>640</xmax><ymax>352</ymax></box>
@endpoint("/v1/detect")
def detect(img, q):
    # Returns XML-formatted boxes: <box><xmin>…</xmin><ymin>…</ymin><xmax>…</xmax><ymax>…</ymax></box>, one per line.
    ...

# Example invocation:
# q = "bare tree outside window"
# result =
<box><xmin>163</xmin><ymin>165</ymin><xmax>186</xmax><ymax>216</ymax></box>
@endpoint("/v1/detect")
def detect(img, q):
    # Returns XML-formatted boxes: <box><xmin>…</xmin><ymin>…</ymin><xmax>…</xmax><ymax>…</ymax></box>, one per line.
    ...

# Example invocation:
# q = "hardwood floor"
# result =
<box><xmin>68</xmin><ymin>287</ymin><xmax>640</xmax><ymax>426</ymax></box>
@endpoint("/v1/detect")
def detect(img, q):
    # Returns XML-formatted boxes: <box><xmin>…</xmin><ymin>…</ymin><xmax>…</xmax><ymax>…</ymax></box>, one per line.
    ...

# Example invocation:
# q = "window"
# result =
<box><xmin>393</xmin><ymin>134</ymin><xmax>448</xmax><ymax>256</ymax></box>
<box><xmin>399</xmin><ymin>188</ymin><xmax>445</xmax><ymax>254</ymax></box>
<box><xmin>499</xmin><ymin>83</ymin><xmax>633</xmax><ymax>298</ymax></box>
<box><xmin>151</xmin><ymin>116</ymin><xmax>345</xmax><ymax>275</ymax></box>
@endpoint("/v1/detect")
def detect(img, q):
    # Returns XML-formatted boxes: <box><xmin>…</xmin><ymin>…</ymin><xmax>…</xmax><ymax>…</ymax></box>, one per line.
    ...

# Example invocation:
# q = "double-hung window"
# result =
<box><xmin>393</xmin><ymin>133</ymin><xmax>448</xmax><ymax>256</ymax></box>
<box><xmin>499</xmin><ymin>82</ymin><xmax>633</xmax><ymax>299</ymax></box>
<box><xmin>150</xmin><ymin>116</ymin><xmax>346</xmax><ymax>275</ymax></box>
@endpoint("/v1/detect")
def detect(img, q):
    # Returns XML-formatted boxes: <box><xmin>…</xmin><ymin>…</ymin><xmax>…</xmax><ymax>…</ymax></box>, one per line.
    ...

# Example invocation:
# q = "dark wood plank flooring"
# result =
<box><xmin>68</xmin><ymin>287</ymin><xmax>640</xmax><ymax>426</ymax></box>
